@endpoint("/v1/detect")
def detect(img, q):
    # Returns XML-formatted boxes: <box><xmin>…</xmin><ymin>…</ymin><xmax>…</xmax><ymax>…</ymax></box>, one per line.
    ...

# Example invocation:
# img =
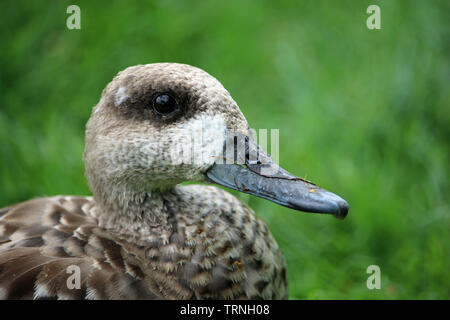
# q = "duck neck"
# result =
<box><xmin>91</xmin><ymin>182</ymin><xmax>175</xmax><ymax>235</ymax></box>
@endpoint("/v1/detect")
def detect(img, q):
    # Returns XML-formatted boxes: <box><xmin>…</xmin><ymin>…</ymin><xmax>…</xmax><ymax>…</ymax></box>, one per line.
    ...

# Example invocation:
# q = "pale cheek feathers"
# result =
<box><xmin>180</xmin><ymin>114</ymin><xmax>226</xmax><ymax>168</ymax></box>
<box><xmin>96</xmin><ymin>115</ymin><xmax>226</xmax><ymax>181</ymax></box>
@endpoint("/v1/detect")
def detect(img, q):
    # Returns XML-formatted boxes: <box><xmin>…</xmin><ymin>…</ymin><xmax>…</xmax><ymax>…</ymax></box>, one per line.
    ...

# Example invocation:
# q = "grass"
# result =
<box><xmin>0</xmin><ymin>0</ymin><xmax>449</xmax><ymax>299</ymax></box>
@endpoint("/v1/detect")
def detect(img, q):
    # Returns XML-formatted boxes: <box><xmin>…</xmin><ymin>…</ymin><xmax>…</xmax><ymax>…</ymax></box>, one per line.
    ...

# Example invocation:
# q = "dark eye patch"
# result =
<box><xmin>112</xmin><ymin>81</ymin><xmax>199</xmax><ymax>127</ymax></box>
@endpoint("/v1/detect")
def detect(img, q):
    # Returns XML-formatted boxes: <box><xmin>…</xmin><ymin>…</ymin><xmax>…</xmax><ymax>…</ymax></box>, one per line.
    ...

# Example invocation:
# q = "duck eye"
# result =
<box><xmin>152</xmin><ymin>94</ymin><xmax>179</xmax><ymax>115</ymax></box>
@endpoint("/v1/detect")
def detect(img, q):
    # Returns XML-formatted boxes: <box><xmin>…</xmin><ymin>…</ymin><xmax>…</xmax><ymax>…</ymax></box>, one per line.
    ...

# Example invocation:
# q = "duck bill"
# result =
<box><xmin>204</xmin><ymin>133</ymin><xmax>349</xmax><ymax>219</ymax></box>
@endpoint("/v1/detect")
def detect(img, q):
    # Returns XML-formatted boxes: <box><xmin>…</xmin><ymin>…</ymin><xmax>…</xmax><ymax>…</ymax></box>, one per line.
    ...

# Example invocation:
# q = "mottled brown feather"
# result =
<box><xmin>0</xmin><ymin>193</ymin><xmax>287</xmax><ymax>299</ymax></box>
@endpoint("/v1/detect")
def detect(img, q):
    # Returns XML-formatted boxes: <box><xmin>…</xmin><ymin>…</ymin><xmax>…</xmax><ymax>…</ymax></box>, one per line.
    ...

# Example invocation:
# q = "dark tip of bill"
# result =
<box><xmin>333</xmin><ymin>200</ymin><xmax>350</xmax><ymax>220</ymax></box>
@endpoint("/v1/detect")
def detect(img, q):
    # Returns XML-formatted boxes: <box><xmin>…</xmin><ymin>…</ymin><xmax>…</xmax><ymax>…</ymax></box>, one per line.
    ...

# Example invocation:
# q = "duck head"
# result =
<box><xmin>84</xmin><ymin>63</ymin><xmax>349</xmax><ymax>220</ymax></box>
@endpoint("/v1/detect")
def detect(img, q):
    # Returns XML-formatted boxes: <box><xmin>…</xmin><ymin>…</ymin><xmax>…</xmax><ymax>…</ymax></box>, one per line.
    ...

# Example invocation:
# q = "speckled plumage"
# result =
<box><xmin>0</xmin><ymin>63</ymin><xmax>288</xmax><ymax>299</ymax></box>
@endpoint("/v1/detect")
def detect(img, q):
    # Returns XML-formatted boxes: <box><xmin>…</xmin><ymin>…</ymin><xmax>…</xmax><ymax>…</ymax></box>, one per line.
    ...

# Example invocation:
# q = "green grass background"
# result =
<box><xmin>1</xmin><ymin>0</ymin><xmax>449</xmax><ymax>299</ymax></box>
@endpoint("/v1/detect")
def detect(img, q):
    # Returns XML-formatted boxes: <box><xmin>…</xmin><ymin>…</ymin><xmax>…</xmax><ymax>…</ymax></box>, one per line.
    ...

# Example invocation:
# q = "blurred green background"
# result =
<box><xmin>1</xmin><ymin>0</ymin><xmax>449</xmax><ymax>299</ymax></box>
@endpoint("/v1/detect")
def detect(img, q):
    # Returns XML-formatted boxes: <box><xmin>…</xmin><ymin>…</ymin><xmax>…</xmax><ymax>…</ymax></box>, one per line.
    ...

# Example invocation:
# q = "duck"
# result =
<box><xmin>0</xmin><ymin>63</ymin><xmax>349</xmax><ymax>300</ymax></box>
